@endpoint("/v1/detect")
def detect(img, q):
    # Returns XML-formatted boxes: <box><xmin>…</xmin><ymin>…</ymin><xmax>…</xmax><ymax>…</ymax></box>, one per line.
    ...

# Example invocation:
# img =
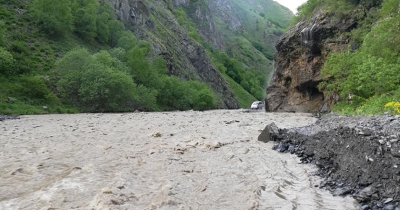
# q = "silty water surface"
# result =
<box><xmin>0</xmin><ymin>110</ymin><xmax>358</xmax><ymax>209</ymax></box>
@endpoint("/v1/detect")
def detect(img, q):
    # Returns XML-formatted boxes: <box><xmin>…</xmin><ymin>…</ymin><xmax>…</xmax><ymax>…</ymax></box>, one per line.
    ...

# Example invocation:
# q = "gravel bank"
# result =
<box><xmin>262</xmin><ymin>114</ymin><xmax>400</xmax><ymax>210</ymax></box>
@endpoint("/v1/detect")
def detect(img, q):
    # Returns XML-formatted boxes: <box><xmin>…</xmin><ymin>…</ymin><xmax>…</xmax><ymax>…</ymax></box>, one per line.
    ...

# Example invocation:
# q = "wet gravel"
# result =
<box><xmin>262</xmin><ymin>113</ymin><xmax>400</xmax><ymax>210</ymax></box>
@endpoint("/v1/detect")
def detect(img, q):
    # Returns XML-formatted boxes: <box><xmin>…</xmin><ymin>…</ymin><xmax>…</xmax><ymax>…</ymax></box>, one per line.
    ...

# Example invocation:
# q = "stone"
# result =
<box><xmin>383</xmin><ymin>204</ymin><xmax>395</xmax><ymax>210</ymax></box>
<box><xmin>288</xmin><ymin>145</ymin><xmax>296</xmax><ymax>153</ymax></box>
<box><xmin>360</xmin><ymin>205</ymin><xmax>371</xmax><ymax>210</ymax></box>
<box><xmin>384</xmin><ymin>198</ymin><xmax>394</xmax><ymax>204</ymax></box>
<box><xmin>333</xmin><ymin>187</ymin><xmax>352</xmax><ymax>196</ymax></box>
<box><xmin>258</xmin><ymin>122</ymin><xmax>279</xmax><ymax>143</ymax></box>
<box><xmin>277</xmin><ymin>142</ymin><xmax>287</xmax><ymax>152</ymax></box>
<box><xmin>355</xmin><ymin>186</ymin><xmax>374</xmax><ymax>202</ymax></box>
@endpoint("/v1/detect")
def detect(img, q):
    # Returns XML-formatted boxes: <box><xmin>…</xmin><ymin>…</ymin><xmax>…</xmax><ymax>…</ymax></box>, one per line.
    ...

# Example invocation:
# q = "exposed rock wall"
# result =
<box><xmin>203</xmin><ymin>0</ymin><xmax>242</xmax><ymax>31</ymax></box>
<box><xmin>265</xmin><ymin>10</ymin><xmax>356</xmax><ymax>113</ymax></box>
<box><xmin>172</xmin><ymin>0</ymin><xmax>225</xmax><ymax>49</ymax></box>
<box><xmin>106</xmin><ymin>0</ymin><xmax>239</xmax><ymax>109</ymax></box>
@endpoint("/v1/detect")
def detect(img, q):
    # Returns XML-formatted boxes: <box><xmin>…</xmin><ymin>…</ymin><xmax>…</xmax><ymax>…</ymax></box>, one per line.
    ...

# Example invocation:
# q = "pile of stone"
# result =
<box><xmin>259</xmin><ymin>114</ymin><xmax>400</xmax><ymax>210</ymax></box>
<box><xmin>0</xmin><ymin>115</ymin><xmax>20</xmax><ymax>121</ymax></box>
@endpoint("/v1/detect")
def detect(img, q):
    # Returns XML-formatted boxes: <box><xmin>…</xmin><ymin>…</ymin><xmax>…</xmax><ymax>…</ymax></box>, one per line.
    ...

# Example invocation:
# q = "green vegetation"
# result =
<box><xmin>210</xmin><ymin>50</ymin><xmax>264</xmax><ymax>100</ymax></box>
<box><xmin>0</xmin><ymin>0</ymin><xmax>294</xmax><ymax>114</ymax></box>
<box><xmin>221</xmin><ymin>74</ymin><xmax>257</xmax><ymax>108</ymax></box>
<box><xmin>32</xmin><ymin>0</ymin><xmax>73</xmax><ymax>37</ymax></box>
<box><xmin>173</xmin><ymin>0</ymin><xmax>293</xmax><ymax>107</ymax></box>
<box><xmin>308</xmin><ymin>0</ymin><xmax>400</xmax><ymax>115</ymax></box>
<box><xmin>0</xmin><ymin>0</ymin><xmax>218</xmax><ymax>114</ymax></box>
<box><xmin>293</xmin><ymin>0</ymin><xmax>380</xmax><ymax>23</ymax></box>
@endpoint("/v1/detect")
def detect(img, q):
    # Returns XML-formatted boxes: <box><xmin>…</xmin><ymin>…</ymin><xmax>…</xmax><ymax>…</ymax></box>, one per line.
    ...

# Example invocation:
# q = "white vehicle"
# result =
<box><xmin>251</xmin><ymin>101</ymin><xmax>264</xmax><ymax>109</ymax></box>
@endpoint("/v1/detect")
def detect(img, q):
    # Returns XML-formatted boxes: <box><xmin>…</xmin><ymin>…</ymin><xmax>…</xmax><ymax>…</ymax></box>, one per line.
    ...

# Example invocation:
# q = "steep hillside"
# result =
<box><xmin>266</xmin><ymin>0</ymin><xmax>400</xmax><ymax>115</ymax></box>
<box><xmin>171</xmin><ymin>0</ymin><xmax>293</xmax><ymax>102</ymax></box>
<box><xmin>182</xmin><ymin>0</ymin><xmax>293</xmax><ymax>79</ymax></box>
<box><xmin>0</xmin><ymin>0</ymin><xmax>293</xmax><ymax>114</ymax></box>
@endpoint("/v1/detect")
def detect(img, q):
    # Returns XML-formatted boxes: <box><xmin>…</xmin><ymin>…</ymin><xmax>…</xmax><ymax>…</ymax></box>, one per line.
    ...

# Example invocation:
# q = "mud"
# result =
<box><xmin>264</xmin><ymin>114</ymin><xmax>400</xmax><ymax>210</ymax></box>
<box><xmin>0</xmin><ymin>110</ymin><xmax>358</xmax><ymax>209</ymax></box>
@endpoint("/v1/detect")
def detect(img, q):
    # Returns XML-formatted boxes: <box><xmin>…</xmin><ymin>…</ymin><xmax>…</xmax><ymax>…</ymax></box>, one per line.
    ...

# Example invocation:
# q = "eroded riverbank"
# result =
<box><xmin>263</xmin><ymin>114</ymin><xmax>400</xmax><ymax>210</ymax></box>
<box><xmin>0</xmin><ymin>110</ymin><xmax>358</xmax><ymax>209</ymax></box>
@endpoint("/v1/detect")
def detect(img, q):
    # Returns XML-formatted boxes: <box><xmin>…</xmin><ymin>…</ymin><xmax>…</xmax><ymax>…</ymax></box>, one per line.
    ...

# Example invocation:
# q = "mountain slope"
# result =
<box><xmin>0</xmin><ymin>0</ymin><xmax>293</xmax><ymax>114</ymax></box>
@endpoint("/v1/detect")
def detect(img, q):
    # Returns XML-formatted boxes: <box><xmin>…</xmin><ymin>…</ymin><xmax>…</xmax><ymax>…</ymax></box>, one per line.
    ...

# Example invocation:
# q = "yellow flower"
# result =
<box><xmin>385</xmin><ymin>101</ymin><xmax>400</xmax><ymax>114</ymax></box>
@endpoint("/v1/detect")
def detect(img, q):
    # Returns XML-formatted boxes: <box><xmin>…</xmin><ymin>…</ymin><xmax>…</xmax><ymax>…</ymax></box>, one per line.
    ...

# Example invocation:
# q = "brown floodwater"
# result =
<box><xmin>0</xmin><ymin>110</ymin><xmax>358</xmax><ymax>209</ymax></box>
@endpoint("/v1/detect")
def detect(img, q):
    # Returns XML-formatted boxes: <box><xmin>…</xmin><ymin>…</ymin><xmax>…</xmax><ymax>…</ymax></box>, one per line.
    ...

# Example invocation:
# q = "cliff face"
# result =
<box><xmin>105</xmin><ymin>0</ymin><xmax>293</xmax><ymax>109</ymax></box>
<box><xmin>106</xmin><ymin>0</ymin><xmax>239</xmax><ymax>108</ymax></box>
<box><xmin>266</xmin><ymin>10</ymin><xmax>357</xmax><ymax>113</ymax></box>
<box><xmin>171</xmin><ymin>0</ymin><xmax>226</xmax><ymax>49</ymax></box>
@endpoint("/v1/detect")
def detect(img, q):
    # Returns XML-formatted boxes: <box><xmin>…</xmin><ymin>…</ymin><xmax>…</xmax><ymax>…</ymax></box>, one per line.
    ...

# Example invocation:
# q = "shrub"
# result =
<box><xmin>18</xmin><ymin>76</ymin><xmax>51</xmax><ymax>100</ymax></box>
<box><xmin>0</xmin><ymin>47</ymin><xmax>15</xmax><ymax>76</ymax></box>
<box><xmin>193</xmin><ymin>88</ymin><xmax>216</xmax><ymax>111</ymax></box>
<box><xmin>56</xmin><ymin>48</ymin><xmax>143</xmax><ymax>112</ymax></box>
<box><xmin>32</xmin><ymin>0</ymin><xmax>73</xmax><ymax>37</ymax></box>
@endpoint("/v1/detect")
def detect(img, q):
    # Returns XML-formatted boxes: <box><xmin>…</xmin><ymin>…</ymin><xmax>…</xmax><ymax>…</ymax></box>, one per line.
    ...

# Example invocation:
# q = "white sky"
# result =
<box><xmin>274</xmin><ymin>0</ymin><xmax>308</xmax><ymax>14</ymax></box>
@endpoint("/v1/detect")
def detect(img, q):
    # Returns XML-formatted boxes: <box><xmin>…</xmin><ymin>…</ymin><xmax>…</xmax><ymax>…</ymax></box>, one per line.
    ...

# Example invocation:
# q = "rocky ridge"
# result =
<box><xmin>259</xmin><ymin>114</ymin><xmax>400</xmax><ymax>210</ymax></box>
<box><xmin>265</xmin><ymin>9</ymin><xmax>357</xmax><ymax>113</ymax></box>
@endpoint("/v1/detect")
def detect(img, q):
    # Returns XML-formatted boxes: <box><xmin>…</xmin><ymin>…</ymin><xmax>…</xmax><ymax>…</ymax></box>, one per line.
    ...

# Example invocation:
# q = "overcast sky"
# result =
<box><xmin>273</xmin><ymin>0</ymin><xmax>308</xmax><ymax>14</ymax></box>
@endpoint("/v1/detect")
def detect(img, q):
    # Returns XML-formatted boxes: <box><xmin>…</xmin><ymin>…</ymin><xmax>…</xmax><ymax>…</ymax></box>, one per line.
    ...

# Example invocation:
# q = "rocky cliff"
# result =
<box><xmin>106</xmin><ymin>0</ymin><xmax>293</xmax><ymax>109</ymax></box>
<box><xmin>106</xmin><ymin>0</ymin><xmax>239</xmax><ymax>108</ymax></box>
<box><xmin>265</xmin><ymin>10</ymin><xmax>357</xmax><ymax>113</ymax></box>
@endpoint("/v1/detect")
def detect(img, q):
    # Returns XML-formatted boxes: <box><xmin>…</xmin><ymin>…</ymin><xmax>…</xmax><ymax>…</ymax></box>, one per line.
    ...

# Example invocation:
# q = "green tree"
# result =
<box><xmin>56</xmin><ymin>48</ymin><xmax>92</xmax><ymax>75</ymax></box>
<box><xmin>71</xmin><ymin>0</ymin><xmax>99</xmax><ymax>40</ymax></box>
<box><xmin>193</xmin><ymin>88</ymin><xmax>216</xmax><ymax>111</ymax></box>
<box><xmin>32</xmin><ymin>0</ymin><xmax>73</xmax><ymax>37</ymax></box>
<box><xmin>78</xmin><ymin>63</ymin><xmax>137</xmax><ymax>112</ymax></box>
<box><xmin>116</xmin><ymin>31</ymin><xmax>137</xmax><ymax>51</ymax></box>
<box><xmin>96</xmin><ymin>12</ymin><xmax>111</xmax><ymax>43</ymax></box>
<box><xmin>56</xmin><ymin>48</ymin><xmax>141</xmax><ymax>112</ymax></box>
<box><xmin>0</xmin><ymin>21</ymin><xmax>5</xmax><ymax>46</ymax></box>
<box><xmin>18</xmin><ymin>76</ymin><xmax>51</xmax><ymax>100</ymax></box>
<box><xmin>109</xmin><ymin>47</ymin><xmax>127</xmax><ymax>62</ymax></box>
<box><xmin>95</xmin><ymin>2</ymin><xmax>113</xmax><ymax>43</ymax></box>
<box><xmin>0</xmin><ymin>47</ymin><xmax>15</xmax><ymax>76</ymax></box>
<box><xmin>108</xmin><ymin>20</ymin><xmax>125</xmax><ymax>47</ymax></box>
<box><xmin>158</xmin><ymin>76</ymin><xmax>192</xmax><ymax>110</ymax></box>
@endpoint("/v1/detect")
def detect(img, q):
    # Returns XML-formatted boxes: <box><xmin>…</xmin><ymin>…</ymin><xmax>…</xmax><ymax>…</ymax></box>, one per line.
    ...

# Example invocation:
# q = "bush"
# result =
<box><xmin>18</xmin><ymin>76</ymin><xmax>51</xmax><ymax>100</ymax></box>
<box><xmin>56</xmin><ymin>48</ymin><xmax>140</xmax><ymax>112</ymax></box>
<box><xmin>193</xmin><ymin>88</ymin><xmax>216</xmax><ymax>111</ymax></box>
<box><xmin>77</xmin><ymin>64</ymin><xmax>137</xmax><ymax>112</ymax></box>
<box><xmin>32</xmin><ymin>0</ymin><xmax>73</xmax><ymax>37</ymax></box>
<box><xmin>0</xmin><ymin>47</ymin><xmax>15</xmax><ymax>76</ymax></box>
<box><xmin>0</xmin><ymin>21</ymin><xmax>5</xmax><ymax>46</ymax></box>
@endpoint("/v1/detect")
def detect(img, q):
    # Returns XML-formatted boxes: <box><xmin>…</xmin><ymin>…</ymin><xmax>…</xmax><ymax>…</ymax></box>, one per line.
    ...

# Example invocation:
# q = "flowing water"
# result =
<box><xmin>0</xmin><ymin>110</ymin><xmax>358</xmax><ymax>209</ymax></box>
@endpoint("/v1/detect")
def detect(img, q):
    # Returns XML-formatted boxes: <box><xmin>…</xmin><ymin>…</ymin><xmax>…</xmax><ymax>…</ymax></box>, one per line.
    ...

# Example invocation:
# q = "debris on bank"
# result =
<box><xmin>0</xmin><ymin>115</ymin><xmax>20</xmax><ymax>121</ymax></box>
<box><xmin>259</xmin><ymin>114</ymin><xmax>400</xmax><ymax>210</ymax></box>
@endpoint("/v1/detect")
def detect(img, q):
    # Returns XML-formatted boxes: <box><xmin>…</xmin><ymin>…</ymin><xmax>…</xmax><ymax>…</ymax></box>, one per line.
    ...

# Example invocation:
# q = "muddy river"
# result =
<box><xmin>0</xmin><ymin>110</ymin><xmax>358</xmax><ymax>209</ymax></box>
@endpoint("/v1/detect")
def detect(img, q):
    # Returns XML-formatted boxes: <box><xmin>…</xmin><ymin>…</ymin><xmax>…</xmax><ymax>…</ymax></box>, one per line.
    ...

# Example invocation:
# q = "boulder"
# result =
<box><xmin>258</xmin><ymin>122</ymin><xmax>279</xmax><ymax>143</ymax></box>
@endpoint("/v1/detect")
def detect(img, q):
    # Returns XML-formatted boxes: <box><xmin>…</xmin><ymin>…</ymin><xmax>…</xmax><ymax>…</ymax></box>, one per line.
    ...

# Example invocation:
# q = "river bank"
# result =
<box><xmin>0</xmin><ymin>110</ymin><xmax>358</xmax><ymax>209</ymax></box>
<box><xmin>262</xmin><ymin>113</ymin><xmax>400</xmax><ymax>210</ymax></box>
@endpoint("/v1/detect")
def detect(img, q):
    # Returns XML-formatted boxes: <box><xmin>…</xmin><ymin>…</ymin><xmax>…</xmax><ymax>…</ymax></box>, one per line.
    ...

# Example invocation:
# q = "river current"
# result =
<box><xmin>0</xmin><ymin>110</ymin><xmax>358</xmax><ymax>209</ymax></box>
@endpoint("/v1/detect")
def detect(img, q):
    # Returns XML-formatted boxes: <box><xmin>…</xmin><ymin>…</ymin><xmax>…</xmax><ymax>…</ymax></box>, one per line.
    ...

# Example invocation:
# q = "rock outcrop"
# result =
<box><xmin>172</xmin><ymin>0</ymin><xmax>226</xmax><ymax>49</ymax></box>
<box><xmin>266</xmin><ymin>10</ymin><xmax>357</xmax><ymax>113</ymax></box>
